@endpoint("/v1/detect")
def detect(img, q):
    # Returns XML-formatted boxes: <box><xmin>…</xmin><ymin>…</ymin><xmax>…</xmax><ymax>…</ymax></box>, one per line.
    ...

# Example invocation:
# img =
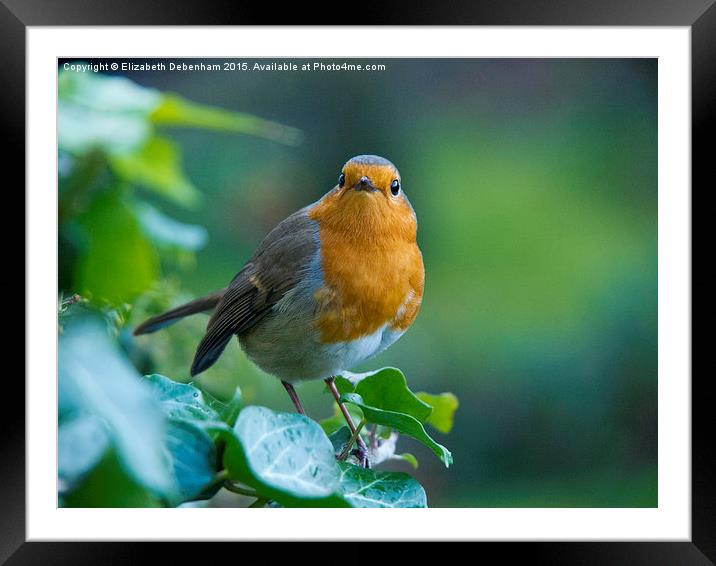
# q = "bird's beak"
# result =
<box><xmin>353</xmin><ymin>176</ymin><xmax>379</xmax><ymax>192</ymax></box>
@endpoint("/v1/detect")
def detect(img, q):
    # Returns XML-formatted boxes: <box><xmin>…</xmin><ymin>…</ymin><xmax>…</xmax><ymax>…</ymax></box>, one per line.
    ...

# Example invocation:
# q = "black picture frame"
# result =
<box><xmin>5</xmin><ymin>1</ymin><xmax>707</xmax><ymax>563</ymax></box>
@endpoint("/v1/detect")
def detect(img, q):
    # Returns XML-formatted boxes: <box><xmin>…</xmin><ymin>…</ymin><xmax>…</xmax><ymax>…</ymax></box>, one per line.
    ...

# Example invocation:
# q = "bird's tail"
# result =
<box><xmin>133</xmin><ymin>290</ymin><xmax>226</xmax><ymax>335</ymax></box>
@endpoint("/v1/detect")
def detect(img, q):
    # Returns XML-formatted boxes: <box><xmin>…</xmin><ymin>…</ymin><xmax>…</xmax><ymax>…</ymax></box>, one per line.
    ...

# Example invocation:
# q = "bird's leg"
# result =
<box><xmin>281</xmin><ymin>381</ymin><xmax>306</xmax><ymax>415</ymax></box>
<box><xmin>324</xmin><ymin>377</ymin><xmax>370</xmax><ymax>468</ymax></box>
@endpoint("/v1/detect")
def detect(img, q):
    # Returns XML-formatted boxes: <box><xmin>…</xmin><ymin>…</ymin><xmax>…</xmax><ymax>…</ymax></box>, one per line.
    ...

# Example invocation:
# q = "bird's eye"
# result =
<box><xmin>338</xmin><ymin>173</ymin><xmax>346</xmax><ymax>188</ymax></box>
<box><xmin>390</xmin><ymin>179</ymin><xmax>401</xmax><ymax>196</ymax></box>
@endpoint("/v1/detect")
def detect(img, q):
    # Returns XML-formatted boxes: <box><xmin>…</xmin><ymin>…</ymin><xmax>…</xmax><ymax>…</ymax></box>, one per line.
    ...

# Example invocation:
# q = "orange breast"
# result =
<box><xmin>308</xmin><ymin>190</ymin><xmax>424</xmax><ymax>343</ymax></box>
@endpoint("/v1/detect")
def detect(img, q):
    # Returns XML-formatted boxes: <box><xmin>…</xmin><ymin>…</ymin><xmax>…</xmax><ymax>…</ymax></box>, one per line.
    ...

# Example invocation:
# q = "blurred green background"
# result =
<box><xmin>58</xmin><ymin>58</ymin><xmax>657</xmax><ymax>507</ymax></box>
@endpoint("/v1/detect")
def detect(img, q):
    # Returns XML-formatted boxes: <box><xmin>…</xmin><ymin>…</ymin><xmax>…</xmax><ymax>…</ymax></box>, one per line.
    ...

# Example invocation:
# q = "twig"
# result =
<box><xmin>325</xmin><ymin>377</ymin><xmax>371</xmax><ymax>467</ymax></box>
<box><xmin>223</xmin><ymin>478</ymin><xmax>273</xmax><ymax>507</ymax></box>
<box><xmin>338</xmin><ymin>418</ymin><xmax>366</xmax><ymax>461</ymax></box>
<box><xmin>223</xmin><ymin>481</ymin><xmax>262</xmax><ymax>498</ymax></box>
<box><xmin>213</xmin><ymin>469</ymin><xmax>229</xmax><ymax>484</ymax></box>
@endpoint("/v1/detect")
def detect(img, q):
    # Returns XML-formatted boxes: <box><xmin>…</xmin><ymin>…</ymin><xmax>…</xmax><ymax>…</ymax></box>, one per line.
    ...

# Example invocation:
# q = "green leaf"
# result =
<box><xmin>142</xmin><ymin>374</ymin><xmax>236</xmax><ymax>423</ymax></box>
<box><xmin>111</xmin><ymin>137</ymin><xmax>201</xmax><ymax>208</ymax></box>
<box><xmin>152</xmin><ymin>94</ymin><xmax>303</xmax><ymax>146</ymax></box>
<box><xmin>216</xmin><ymin>406</ymin><xmax>432</xmax><ymax>508</ymax></box>
<box><xmin>144</xmin><ymin>374</ymin><xmax>218</xmax><ymax>421</ymax></box>
<box><xmin>143</xmin><ymin>374</ymin><xmax>241</xmax><ymax>426</ymax></box>
<box><xmin>58</xmin><ymin>69</ymin><xmax>161</xmax><ymax>156</ymax></box>
<box><xmin>332</xmin><ymin>375</ymin><xmax>356</xmax><ymax>396</ymax></box>
<box><xmin>320</xmin><ymin>404</ymin><xmax>364</xmax><ymax>436</ymax></box>
<box><xmin>349</xmin><ymin>367</ymin><xmax>433</xmax><ymax>422</ymax></box>
<box><xmin>337</xmin><ymin>463</ymin><xmax>427</xmax><ymax>508</ymax></box>
<box><xmin>339</xmin><ymin>392</ymin><xmax>453</xmax><ymax>467</ymax></box>
<box><xmin>59</xmin><ymin>69</ymin><xmax>162</xmax><ymax>114</ymax></box>
<box><xmin>59</xmin><ymin>316</ymin><xmax>174</xmax><ymax>497</ymax></box>
<box><xmin>221</xmin><ymin>407</ymin><xmax>349</xmax><ymax>507</ymax></box>
<box><xmin>142</xmin><ymin>374</ymin><xmax>241</xmax><ymax>503</ymax></box>
<box><xmin>203</xmin><ymin>387</ymin><xmax>243</xmax><ymax>427</ymax></box>
<box><xmin>319</xmin><ymin>414</ymin><xmax>347</xmax><ymax>436</ymax></box>
<box><xmin>61</xmin><ymin>449</ymin><xmax>163</xmax><ymax>508</ymax></box>
<box><xmin>57</xmin><ymin>69</ymin><xmax>302</xmax><ymax>156</ymax></box>
<box><xmin>58</xmin><ymin>414</ymin><xmax>111</xmax><ymax>492</ymax></box>
<box><xmin>134</xmin><ymin>202</ymin><xmax>208</xmax><ymax>251</ymax></box>
<box><xmin>392</xmin><ymin>453</ymin><xmax>419</xmax><ymax>469</ymax></box>
<box><xmin>76</xmin><ymin>190</ymin><xmax>159</xmax><ymax>304</ymax></box>
<box><xmin>59</xmin><ymin>102</ymin><xmax>152</xmax><ymax>155</ymax></box>
<box><xmin>416</xmin><ymin>392</ymin><xmax>459</xmax><ymax>434</ymax></box>
<box><xmin>161</xmin><ymin>418</ymin><xmax>218</xmax><ymax>504</ymax></box>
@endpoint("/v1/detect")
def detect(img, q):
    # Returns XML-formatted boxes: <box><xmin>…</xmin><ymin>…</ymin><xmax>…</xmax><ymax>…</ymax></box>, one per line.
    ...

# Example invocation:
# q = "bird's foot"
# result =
<box><xmin>352</xmin><ymin>443</ymin><xmax>371</xmax><ymax>469</ymax></box>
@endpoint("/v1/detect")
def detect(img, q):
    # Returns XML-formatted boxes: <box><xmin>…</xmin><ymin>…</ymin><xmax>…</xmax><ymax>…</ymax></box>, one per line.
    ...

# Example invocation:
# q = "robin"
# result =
<box><xmin>134</xmin><ymin>155</ymin><xmax>424</xmax><ymax>466</ymax></box>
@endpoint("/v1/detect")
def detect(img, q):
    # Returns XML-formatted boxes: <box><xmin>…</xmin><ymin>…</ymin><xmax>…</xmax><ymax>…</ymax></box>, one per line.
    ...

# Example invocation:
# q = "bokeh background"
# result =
<box><xmin>58</xmin><ymin>58</ymin><xmax>657</xmax><ymax>507</ymax></box>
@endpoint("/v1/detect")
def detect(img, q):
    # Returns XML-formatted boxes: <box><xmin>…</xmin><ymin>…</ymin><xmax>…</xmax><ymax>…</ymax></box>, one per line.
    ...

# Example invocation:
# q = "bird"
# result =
<box><xmin>134</xmin><ymin>155</ymin><xmax>424</xmax><ymax>466</ymax></box>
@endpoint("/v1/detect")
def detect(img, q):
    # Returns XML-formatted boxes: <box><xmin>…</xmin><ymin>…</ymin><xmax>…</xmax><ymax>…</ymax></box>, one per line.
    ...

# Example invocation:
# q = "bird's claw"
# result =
<box><xmin>351</xmin><ymin>446</ymin><xmax>371</xmax><ymax>469</ymax></box>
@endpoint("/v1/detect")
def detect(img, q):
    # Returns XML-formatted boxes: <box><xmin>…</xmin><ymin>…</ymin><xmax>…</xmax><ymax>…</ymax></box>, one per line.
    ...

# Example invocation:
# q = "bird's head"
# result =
<box><xmin>339</xmin><ymin>154</ymin><xmax>401</xmax><ymax>198</ymax></box>
<box><xmin>310</xmin><ymin>155</ymin><xmax>417</xmax><ymax>243</ymax></box>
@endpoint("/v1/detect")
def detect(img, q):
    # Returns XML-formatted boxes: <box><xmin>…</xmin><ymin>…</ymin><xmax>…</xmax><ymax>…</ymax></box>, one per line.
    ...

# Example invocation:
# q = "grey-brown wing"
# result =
<box><xmin>190</xmin><ymin>207</ymin><xmax>319</xmax><ymax>376</ymax></box>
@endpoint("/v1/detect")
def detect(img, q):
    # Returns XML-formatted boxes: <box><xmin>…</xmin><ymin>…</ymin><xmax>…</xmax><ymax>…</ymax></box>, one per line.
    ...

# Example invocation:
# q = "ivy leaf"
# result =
<box><xmin>319</xmin><ymin>400</ymin><xmax>363</xmax><ymax>435</ymax></box>
<box><xmin>416</xmin><ymin>392</ymin><xmax>459</xmax><ymax>434</ymax></box>
<box><xmin>61</xmin><ymin>449</ymin><xmax>163</xmax><ymax>508</ymax></box>
<box><xmin>134</xmin><ymin>202</ymin><xmax>208</xmax><ymax>252</ymax></box>
<box><xmin>339</xmin><ymin>392</ymin><xmax>453</xmax><ymax>468</ymax></box>
<box><xmin>337</xmin><ymin>463</ymin><xmax>427</xmax><ymax>508</ymax></box>
<box><xmin>144</xmin><ymin>374</ymin><xmax>220</xmax><ymax>421</ymax></box>
<box><xmin>151</xmin><ymin>94</ymin><xmax>303</xmax><ymax>146</ymax></box>
<box><xmin>161</xmin><ymin>419</ymin><xmax>218</xmax><ymax>504</ymax></box>
<box><xmin>59</xmin><ymin>316</ymin><xmax>174</xmax><ymax>497</ymax></box>
<box><xmin>332</xmin><ymin>375</ymin><xmax>356</xmax><ymax>396</ymax></box>
<box><xmin>142</xmin><ymin>374</ymin><xmax>240</xmax><ymax>425</ymax></box>
<box><xmin>142</xmin><ymin>374</ymin><xmax>240</xmax><ymax>503</ymax></box>
<box><xmin>392</xmin><ymin>453</ymin><xmax>419</xmax><ymax>469</ymax></box>
<box><xmin>356</xmin><ymin>368</ymin><xmax>432</xmax><ymax>422</ymax></box>
<box><xmin>334</xmin><ymin>368</ymin><xmax>451</xmax><ymax>467</ymax></box>
<box><xmin>111</xmin><ymin>137</ymin><xmax>201</xmax><ymax>208</ymax></box>
<box><xmin>221</xmin><ymin>407</ymin><xmax>349</xmax><ymax>507</ymax></box>
<box><xmin>319</xmin><ymin>414</ymin><xmax>347</xmax><ymax>436</ymax></box>
<box><xmin>58</xmin><ymin>69</ymin><xmax>160</xmax><ymax>156</ymax></box>
<box><xmin>59</xmin><ymin>102</ymin><xmax>152</xmax><ymax>156</ymax></box>
<box><xmin>58</xmin><ymin>414</ymin><xmax>111</xmax><ymax>493</ymax></box>
<box><xmin>76</xmin><ymin>190</ymin><xmax>159</xmax><ymax>304</ymax></box>
<box><xmin>338</xmin><ymin>367</ymin><xmax>432</xmax><ymax>422</ymax></box>
<box><xmin>59</xmin><ymin>68</ymin><xmax>161</xmax><ymax>114</ymax></box>
<box><xmin>203</xmin><ymin>387</ymin><xmax>243</xmax><ymax>427</ymax></box>
<box><xmin>58</xmin><ymin>68</ymin><xmax>303</xmax><ymax>157</ymax></box>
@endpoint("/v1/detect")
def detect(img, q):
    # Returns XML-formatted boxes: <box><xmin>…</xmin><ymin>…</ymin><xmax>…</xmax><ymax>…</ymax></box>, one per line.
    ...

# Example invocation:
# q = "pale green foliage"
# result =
<box><xmin>416</xmin><ymin>392</ymin><xmax>459</xmax><ymax>434</ymax></box>
<box><xmin>59</xmin><ymin>310</ymin><xmax>457</xmax><ymax>508</ymax></box>
<box><xmin>58</xmin><ymin>68</ymin><xmax>300</xmax><ymax>305</ymax></box>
